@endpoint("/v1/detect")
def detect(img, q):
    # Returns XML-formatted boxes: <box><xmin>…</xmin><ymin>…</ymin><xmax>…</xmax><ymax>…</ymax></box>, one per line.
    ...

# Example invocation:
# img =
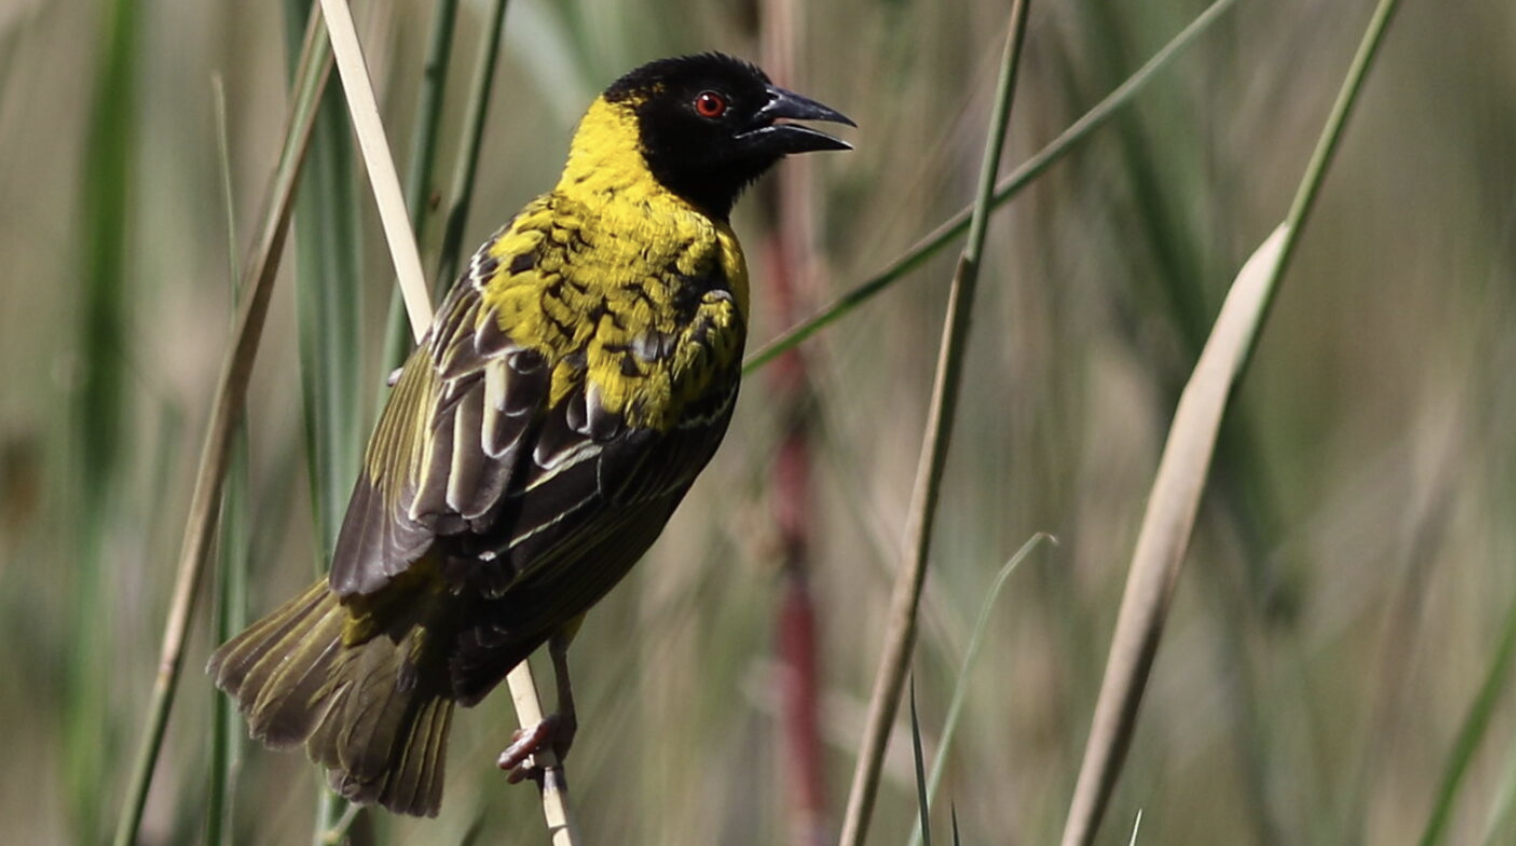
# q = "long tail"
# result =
<box><xmin>208</xmin><ymin>580</ymin><xmax>455</xmax><ymax>817</ymax></box>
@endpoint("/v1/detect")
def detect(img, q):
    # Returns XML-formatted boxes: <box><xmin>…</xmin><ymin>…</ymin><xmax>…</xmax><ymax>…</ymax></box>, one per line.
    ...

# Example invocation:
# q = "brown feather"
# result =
<box><xmin>208</xmin><ymin>578</ymin><xmax>455</xmax><ymax>817</ymax></box>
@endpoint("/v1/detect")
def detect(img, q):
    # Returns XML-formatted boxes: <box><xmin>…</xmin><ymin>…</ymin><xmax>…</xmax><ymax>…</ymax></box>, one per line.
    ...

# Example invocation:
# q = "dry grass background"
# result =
<box><xmin>3</xmin><ymin>0</ymin><xmax>1516</xmax><ymax>844</ymax></box>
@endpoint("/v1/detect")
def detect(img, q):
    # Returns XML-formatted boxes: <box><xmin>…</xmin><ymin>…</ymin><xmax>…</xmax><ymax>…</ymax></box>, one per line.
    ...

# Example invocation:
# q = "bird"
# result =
<box><xmin>208</xmin><ymin>52</ymin><xmax>852</xmax><ymax>817</ymax></box>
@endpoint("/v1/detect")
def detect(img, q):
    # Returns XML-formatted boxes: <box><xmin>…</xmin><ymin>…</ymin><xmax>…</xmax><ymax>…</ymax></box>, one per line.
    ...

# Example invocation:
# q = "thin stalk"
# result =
<box><xmin>207</xmin><ymin>425</ymin><xmax>250</xmax><ymax>846</ymax></box>
<box><xmin>318</xmin><ymin>0</ymin><xmax>431</xmax><ymax>335</ymax></box>
<box><xmin>1416</xmin><ymin>586</ymin><xmax>1516</xmax><ymax>846</ymax></box>
<box><xmin>907</xmin><ymin>535</ymin><xmax>1050</xmax><ymax>846</ymax></box>
<box><xmin>909</xmin><ymin>682</ymin><xmax>932</xmax><ymax>846</ymax></box>
<box><xmin>434</xmin><ymin>0</ymin><xmax>511</xmax><ymax>289</ymax></box>
<box><xmin>284</xmin><ymin>0</ymin><xmax>363</xmax><ymax>566</ymax></box>
<box><xmin>205</xmin><ymin>74</ymin><xmax>249</xmax><ymax>846</ymax></box>
<box><xmin>837</xmin><ymin>5</ymin><xmax>1033</xmax><ymax>845</ymax></box>
<box><xmin>1071</xmin><ymin>7</ymin><xmax>1288</xmax><ymax>840</ymax></box>
<box><xmin>506</xmin><ymin>661</ymin><xmax>580</xmax><ymax>845</ymax></box>
<box><xmin>289</xmin><ymin>1</ymin><xmax>365</xmax><ymax>833</ymax></box>
<box><xmin>1237</xmin><ymin>0</ymin><xmax>1405</xmax><ymax>377</ymax></box>
<box><xmin>1478</xmin><ymin>728</ymin><xmax>1516</xmax><ymax>846</ymax></box>
<box><xmin>744</xmin><ymin>0</ymin><xmax>1242</xmax><ymax>374</ymax></box>
<box><xmin>1052</xmin><ymin>219</ymin><xmax>1283</xmax><ymax>846</ymax></box>
<box><xmin>109</xmin><ymin>9</ymin><xmax>332</xmax><ymax>846</ymax></box>
<box><xmin>68</xmin><ymin>0</ymin><xmax>137</xmax><ymax>838</ymax></box>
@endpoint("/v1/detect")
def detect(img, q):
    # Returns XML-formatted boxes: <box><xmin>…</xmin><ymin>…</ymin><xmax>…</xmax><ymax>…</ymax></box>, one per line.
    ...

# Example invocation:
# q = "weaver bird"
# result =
<box><xmin>209</xmin><ymin>53</ymin><xmax>851</xmax><ymax>817</ymax></box>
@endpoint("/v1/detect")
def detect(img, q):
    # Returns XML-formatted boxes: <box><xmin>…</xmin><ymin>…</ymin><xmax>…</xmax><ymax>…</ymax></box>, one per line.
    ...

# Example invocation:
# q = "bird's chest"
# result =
<box><xmin>488</xmin><ymin>198</ymin><xmax>749</xmax><ymax>433</ymax></box>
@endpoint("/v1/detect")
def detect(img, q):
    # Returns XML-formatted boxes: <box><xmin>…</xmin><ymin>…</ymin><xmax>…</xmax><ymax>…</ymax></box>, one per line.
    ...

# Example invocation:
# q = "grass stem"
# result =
<box><xmin>1416</xmin><ymin>585</ymin><xmax>1516</xmax><ymax>846</ymax></box>
<box><xmin>204</xmin><ymin>72</ymin><xmax>249</xmax><ymax>846</ymax></box>
<box><xmin>836</xmin><ymin>4</ymin><xmax>1033</xmax><ymax>843</ymax></box>
<box><xmin>744</xmin><ymin>0</ymin><xmax>1242</xmax><ymax>375</ymax></box>
<box><xmin>381</xmin><ymin>0</ymin><xmax>463</xmax><ymax>373</ymax></box>
<box><xmin>433</xmin><ymin>0</ymin><xmax>512</xmax><ymax>289</ymax></box>
<box><xmin>907</xmin><ymin>535</ymin><xmax>1051</xmax><ymax>846</ymax></box>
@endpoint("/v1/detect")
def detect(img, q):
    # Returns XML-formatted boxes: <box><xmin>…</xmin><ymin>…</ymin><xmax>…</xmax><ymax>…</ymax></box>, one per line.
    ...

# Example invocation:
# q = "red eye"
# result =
<box><xmin>694</xmin><ymin>91</ymin><xmax>727</xmax><ymax>119</ymax></box>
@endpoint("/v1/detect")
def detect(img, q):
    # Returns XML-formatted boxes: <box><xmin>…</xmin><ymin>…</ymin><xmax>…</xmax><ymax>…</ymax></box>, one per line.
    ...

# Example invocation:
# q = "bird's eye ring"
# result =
<box><xmin>693</xmin><ymin>91</ymin><xmax>727</xmax><ymax>119</ymax></box>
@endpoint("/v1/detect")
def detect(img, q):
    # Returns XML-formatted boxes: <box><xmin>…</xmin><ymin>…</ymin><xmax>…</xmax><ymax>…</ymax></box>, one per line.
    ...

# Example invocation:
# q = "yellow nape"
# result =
<box><xmin>557</xmin><ymin>97</ymin><xmax>668</xmax><ymax>207</ymax></box>
<box><xmin>465</xmin><ymin>95</ymin><xmax>752</xmax><ymax>432</ymax></box>
<box><xmin>549</xmin><ymin>95</ymin><xmax>751</xmax><ymax>322</ymax></box>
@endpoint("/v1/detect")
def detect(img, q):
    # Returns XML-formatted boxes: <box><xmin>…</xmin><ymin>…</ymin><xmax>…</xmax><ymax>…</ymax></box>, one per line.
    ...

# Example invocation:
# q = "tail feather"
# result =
<box><xmin>208</xmin><ymin>579</ymin><xmax>455</xmax><ymax>817</ymax></box>
<box><xmin>311</xmin><ymin>638</ymin><xmax>429</xmax><ymax>787</ymax></box>
<box><xmin>328</xmin><ymin>693</ymin><xmax>453</xmax><ymax>816</ymax></box>
<box><xmin>211</xmin><ymin>583</ymin><xmax>328</xmax><ymax>712</ymax></box>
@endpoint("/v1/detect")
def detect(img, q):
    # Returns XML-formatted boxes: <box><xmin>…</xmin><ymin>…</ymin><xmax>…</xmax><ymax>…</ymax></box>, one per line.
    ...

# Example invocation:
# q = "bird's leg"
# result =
<box><xmin>548</xmin><ymin>629</ymin><xmax>579</xmax><ymax>758</ymax></box>
<box><xmin>498</xmin><ymin>630</ymin><xmax>578</xmax><ymax>783</ymax></box>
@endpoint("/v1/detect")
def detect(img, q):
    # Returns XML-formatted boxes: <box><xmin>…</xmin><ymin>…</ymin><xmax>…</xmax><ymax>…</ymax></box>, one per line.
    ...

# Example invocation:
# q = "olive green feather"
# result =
<box><xmin>208</xmin><ymin>578</ymin><xmax>454</xmax><ymax>816</ymax></box>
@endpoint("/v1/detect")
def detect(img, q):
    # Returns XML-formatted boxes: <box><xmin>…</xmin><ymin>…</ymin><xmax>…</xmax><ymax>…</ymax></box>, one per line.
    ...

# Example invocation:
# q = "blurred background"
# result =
<box><xmin>4</xmin><ymin>0</ymin><xmax>1516</xmax><ymax>844</ymax></box>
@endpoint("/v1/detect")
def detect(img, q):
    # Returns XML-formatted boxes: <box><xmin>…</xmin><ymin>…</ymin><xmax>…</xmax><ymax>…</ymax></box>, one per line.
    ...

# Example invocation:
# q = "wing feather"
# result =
<box><xmin>445</xmin><ymin>386</ymin><xmax>485</xmax><ymax>515</ymax></box>
<box><xmin>328</xmin><ymin>193</ymin><xmax>744</xmax><ymax>620</ymax></box>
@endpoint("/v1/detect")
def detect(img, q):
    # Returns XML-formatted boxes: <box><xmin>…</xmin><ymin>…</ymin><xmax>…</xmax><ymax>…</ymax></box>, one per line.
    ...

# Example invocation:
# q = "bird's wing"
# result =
<box><xmin>328</xmin><ymin>201</ymin><xmax>743</xmax><ymax>600</ymax></box>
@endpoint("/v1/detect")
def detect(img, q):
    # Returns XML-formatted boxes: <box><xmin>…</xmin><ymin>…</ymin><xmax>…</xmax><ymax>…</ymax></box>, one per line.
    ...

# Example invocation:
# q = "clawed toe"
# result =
<box><xmin>498</xmin><ymin>713</ymin><xmax>564</xmax><ymax>784</ymax></box>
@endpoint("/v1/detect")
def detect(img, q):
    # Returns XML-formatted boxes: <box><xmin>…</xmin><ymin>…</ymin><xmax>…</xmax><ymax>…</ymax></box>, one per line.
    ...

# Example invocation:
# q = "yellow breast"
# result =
<box><xmin>476</xmin><ymin>97</ymin><xmax>750</xmax><ymax>432</ymax></box>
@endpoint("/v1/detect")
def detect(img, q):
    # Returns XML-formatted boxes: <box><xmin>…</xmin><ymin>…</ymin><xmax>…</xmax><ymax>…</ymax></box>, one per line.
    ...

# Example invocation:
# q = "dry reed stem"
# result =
<box><xmin>316</xmin><ymin>0</ymin><xmax>431</xmax><ymax>335</ymax></box>
<box><xmin>316</xmin><ymin>1</ymin><xmax>577</xmax><ymax>839</ymax></box>
<box><xmin>507</xmin><ymin>661</ymin><xmax>578</xmax><ymax>845</ymax></box>
<box><xmin>1057</xmin><ymin>226</ymin><xmax>1287</xmax><ymax>846</ymax></box>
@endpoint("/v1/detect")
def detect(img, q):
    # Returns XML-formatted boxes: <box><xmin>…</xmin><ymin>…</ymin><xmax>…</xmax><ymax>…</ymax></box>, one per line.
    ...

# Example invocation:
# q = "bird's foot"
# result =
<box><xmin>498</xmin><ymin>713</ymin><xmax>573</xmax><ymax>784</ymax></box>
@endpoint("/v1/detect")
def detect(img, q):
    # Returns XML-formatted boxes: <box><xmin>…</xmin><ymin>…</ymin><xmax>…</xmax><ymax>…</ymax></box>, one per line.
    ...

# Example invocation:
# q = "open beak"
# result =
<box><xmin>740</xmin><ymin>84</ymin><xmax>856</xmax><ymax>154</ymax></box>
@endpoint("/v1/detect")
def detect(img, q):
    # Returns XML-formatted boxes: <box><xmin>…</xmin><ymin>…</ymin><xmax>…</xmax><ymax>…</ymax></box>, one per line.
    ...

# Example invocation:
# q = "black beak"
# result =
<box><xmin>740</xmin><ymin>84</ymin><xmax>855</xmax><ymax>154</ymax></box>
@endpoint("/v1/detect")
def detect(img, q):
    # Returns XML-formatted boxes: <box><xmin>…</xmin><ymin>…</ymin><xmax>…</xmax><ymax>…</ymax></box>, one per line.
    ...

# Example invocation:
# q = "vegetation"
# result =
<box><xmin>2</xmin><ymin>0</ymin><xmax>1514</xmax><ymax>844</ymax></box>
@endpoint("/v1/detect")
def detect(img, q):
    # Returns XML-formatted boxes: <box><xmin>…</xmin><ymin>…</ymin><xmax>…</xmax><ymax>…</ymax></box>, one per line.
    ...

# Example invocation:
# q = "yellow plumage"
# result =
<box><xmin>479</xmin><ymin>96</ymin><xmax>749</xmax><ymax>427</ymax></box>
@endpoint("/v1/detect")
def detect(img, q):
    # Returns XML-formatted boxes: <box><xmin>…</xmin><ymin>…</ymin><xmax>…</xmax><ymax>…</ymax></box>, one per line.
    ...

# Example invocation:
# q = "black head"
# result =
<box><xmin>604</xmin><ymin>53</ymin><xmax>854</xmax><ymax>218</ymax></box>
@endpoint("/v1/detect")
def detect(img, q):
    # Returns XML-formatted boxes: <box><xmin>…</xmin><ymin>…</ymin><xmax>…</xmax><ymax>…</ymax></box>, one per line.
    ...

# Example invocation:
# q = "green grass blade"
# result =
<box><xmin>381</xmin><ymin>0</ymin><xmax>464</xmax><ymax>373</ymax></box>
<box><xmin>205</xmin><ymin>73</ymin><xmax>248</xmax><ymax>846</ymax></box>
<box><xmin>292</xmin><ymin>81</ymin><xmax>364</xmax><ymax>565</ymax></box>
<box><xmin>1478</xmin><ymin>729</ymin><xmax>1516</xmax><ymax>846</ymax></box>
<box><xmin>1236</xmin><ymin>0</ymin><xmax>1406</xmax><ymax>379</ymax></box>
<box><xmin>908</xmin><ymin>534</ymin><xmax>1050</xmax><ymax>846</ymax></box>
<box><xmin>434</xmin><ymin>0</ymin><xmax>512</xmax><ymax>290</ymax></box>
<box><xmin>1417</xmin><ymin>586</ymin><xmax>1516</xmax><ymax>846</ymax></box>
<box><xmin>402</xmin><ymin>0</ymin><xmax>461</xmax><ymax>230</ymax></box>
<box><xmin>910</xmin><ymin>680</ymin><xmax>932</xmax><ymax>846</ymax></box>
<box><xmin>743</xmin><ymin>0</ymin><xmax>1242</xmax><ymax>375</ymax></box>
<box><xmin>69</xmin><ymin>0</ymin><xmax>137</xmax><ymax>837</ymax></box>
<box><xmin>76</xmin><ymin>0</ymin><xmax>136</xmax><ymax>512</ymax></box>
<box><xmin>283</xmin><ymin>0</ymin><xmax>364</xmax><ymax>835</ymax></box>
